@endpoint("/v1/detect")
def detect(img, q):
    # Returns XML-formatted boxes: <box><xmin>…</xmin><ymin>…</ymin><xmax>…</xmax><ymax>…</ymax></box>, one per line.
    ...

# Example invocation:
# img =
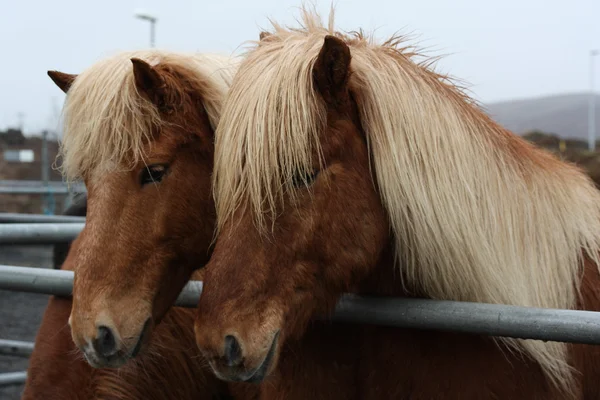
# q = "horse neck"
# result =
<box><xmin>355</xmin><ymin>239</ymin><xmax>418</xmax><ymax>298</ymax></box>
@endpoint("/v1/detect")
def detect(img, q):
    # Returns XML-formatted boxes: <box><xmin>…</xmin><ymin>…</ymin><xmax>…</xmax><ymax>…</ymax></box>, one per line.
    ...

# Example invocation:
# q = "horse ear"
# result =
<box><xmin>259</xmin><ymin>31</ymin><xmax>271</xmax><ymax>41</ymax></box>
<box><xmin>312</xmin><ymin>35</ymin><xmax>351</xmax><ymax>106</ymax></box>
<box><xmin>47</xmin><ymin>71</ymin><xmax>77</xmax><ymax>93</ymax></box>
<box><xmin>130</xmin><ymin>58</ymin><xmax>167</xmax><ymax>107</ymax></box>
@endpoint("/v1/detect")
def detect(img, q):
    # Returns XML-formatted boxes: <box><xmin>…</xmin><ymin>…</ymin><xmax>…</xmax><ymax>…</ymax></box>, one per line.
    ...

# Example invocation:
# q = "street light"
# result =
<box><xmin>589</xmin><ymin>50</ymin><xmax>599</xmax><ymax>151</ymax></box>
<box><xmin>134</xmin><ymin>9</ymin><xmax>157</xmax><ymax>48</ymax></box>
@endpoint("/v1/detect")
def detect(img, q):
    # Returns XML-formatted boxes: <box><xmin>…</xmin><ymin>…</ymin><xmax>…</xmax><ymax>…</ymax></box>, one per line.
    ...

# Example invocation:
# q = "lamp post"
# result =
<box><xmin>589</xmin><ymin>50</ymin><xmax>599</xmax><ymax>151</ymax></box>
<box><xmin>134</xmin><ymin>9</ymin><xmax>157</xmax><ymax>48</ymax></box>
<box><xmin>41</xmin><ymin>130</ymin><xmax>54</xmax><ymax>215</ymax></box>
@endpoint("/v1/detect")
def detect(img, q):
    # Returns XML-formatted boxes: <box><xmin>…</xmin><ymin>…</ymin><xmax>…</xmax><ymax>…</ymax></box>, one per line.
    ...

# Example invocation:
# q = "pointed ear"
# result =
<box><xmin>312</xmin><ymin>35</ymin><xmax>351</xmax><ymax>106</ymax></box>
<box><xmin>130</xmin><ymin>58</ymin><xmax>167</xmax><ymax>107</ymax></box>
<box><xmin>259</xmin><ymin>31</ymin><xmax>271</xmax><ymax>41</ymax></box>
<box><xmin>47</xmin><ymin>71</ymin><xmax>77</xmax><ymax>93</ymax></box>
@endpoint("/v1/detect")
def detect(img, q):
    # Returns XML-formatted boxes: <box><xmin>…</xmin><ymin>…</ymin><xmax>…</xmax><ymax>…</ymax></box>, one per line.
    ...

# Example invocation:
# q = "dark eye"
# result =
<box><xmin>291</xmin><ymin>170</ymin><xmax>319</xmax><ymax>188</ymax></box>
<box><xmin>140</xmin><ymin>164</ymin><xmax>169</xmax><ymax>186</ymax></box>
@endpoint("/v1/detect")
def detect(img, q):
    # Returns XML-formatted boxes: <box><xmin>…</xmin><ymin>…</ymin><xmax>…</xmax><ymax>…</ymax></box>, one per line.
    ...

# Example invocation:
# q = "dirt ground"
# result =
<box><xmin>0</xmin><ymin>245</ymin><xmax>54</xmax><ymax>400</ymax></box>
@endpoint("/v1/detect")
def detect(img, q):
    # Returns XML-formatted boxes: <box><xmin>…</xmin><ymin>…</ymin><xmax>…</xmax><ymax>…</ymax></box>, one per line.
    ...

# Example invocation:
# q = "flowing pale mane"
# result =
<box><xmin>213</xmin><ymin>7</ymin><xmax>600</xmax><ymax>391</ymax></box>
<box><xmin>57</xmin><ymin>49</ymin><xmax>238</xmax><ymax>181</ymax></box>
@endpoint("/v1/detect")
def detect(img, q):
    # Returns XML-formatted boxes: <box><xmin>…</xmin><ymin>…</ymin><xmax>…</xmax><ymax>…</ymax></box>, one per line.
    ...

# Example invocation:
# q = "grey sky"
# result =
<box><xmin>2</xmin><ymin>0</ymin><xmax>599</xmax><ymax>135</ymax></box>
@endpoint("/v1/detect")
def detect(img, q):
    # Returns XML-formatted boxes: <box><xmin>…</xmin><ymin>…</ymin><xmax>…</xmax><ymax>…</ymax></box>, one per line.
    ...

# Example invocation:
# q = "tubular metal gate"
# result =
<box><xmin>3</xmin><ymin>212</ymin><xmax>600</xmax><ymax>387</ymax></box>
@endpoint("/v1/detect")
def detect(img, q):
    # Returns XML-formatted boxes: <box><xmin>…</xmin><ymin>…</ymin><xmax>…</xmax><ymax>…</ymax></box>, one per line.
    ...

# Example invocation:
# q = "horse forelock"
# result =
<box><xmin>58</xmin><ymin>50</ymin><xmax>238</xmax><ymax>183</ymax></box>
<box><xmin>213</xmin><ymin>8</ymin><xmax>334</xmax><ymax>233</ymax></box>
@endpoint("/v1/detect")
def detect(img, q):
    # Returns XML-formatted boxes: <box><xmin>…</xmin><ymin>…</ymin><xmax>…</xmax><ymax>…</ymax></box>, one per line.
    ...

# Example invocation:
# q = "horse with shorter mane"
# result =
<box><xmin>54</xmin><ymin>48</ymin><xmax>232</xmax><ymax>367</ymax></box>
<box><xmin>22</xmin><ymin>49</ymin><xmax>257</xmax><ymax>399</ymax></box>
<box><xmin>193</xmin><ymin>8</ymin><xmax>600</xmax><ymax>399</ymax></box>
<box><xmin>23</xmin><ymin>204</ymin><xmax>233</xmax><ymax>399</ymax></box>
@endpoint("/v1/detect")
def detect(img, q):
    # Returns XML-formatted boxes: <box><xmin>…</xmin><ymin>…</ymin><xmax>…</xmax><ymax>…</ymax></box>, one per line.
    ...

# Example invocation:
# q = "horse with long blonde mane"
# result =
<box><xmin>193</xmin><ymin>8</ymin><xmax>600</xmax><ymax>399</ymax></box>
<box><xmin>22</xmin><ymin>48</ymin><xmax>259</xmax><ymax>399</ymax></box>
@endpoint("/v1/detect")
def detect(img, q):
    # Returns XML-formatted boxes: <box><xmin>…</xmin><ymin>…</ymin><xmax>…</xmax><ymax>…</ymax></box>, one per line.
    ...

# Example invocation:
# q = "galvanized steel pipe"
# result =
<box><xmin>0</xmin><ymin>180</ymin><xmax>84</xmax><ymax>189</ymax></box>
<box><xmin>0</xmin><ymin>223</ymin><xmax>84</xmax><ymax>244</ymax></box>
<box><xmin>0</xmin><ymin>179</ymin><xmax>85</xmax><ymax>195</ymax></box>
<box><xmin>0</xmin><ymin>213</ymin><xmax>85</xmax><ymax>224</ymax></box>
<box><xmin>0</xmin><ymin>371</ymin><xmax>27</xmax><ymax>387</ymax></box>
<box><xmin>333</xmin><ymin>295</ymin><xmax>600</xmax><ymax>345</ymax></box>
<box><xmin>0</xmin><ymin>265</ymin><xmax>74</xmax><ymax>296</ymax></box>
<box><xmin>0</xmin><ymin>187</ymin><xmax>73</xmax><ymax>194</ymax></box>
<box><xmin>1</xmin><ymin>265</ymin><xmax>600</xmax><ymax>345</ymax></box>
<box><xmin>0</xmin><ymin>340</ymin><xmax>34</xmax><ymax>357</ymax></box>
<box><xmin>0</xmin><ymin>265</ymin><xmax>202</xmax><ymax>306</ymax></box>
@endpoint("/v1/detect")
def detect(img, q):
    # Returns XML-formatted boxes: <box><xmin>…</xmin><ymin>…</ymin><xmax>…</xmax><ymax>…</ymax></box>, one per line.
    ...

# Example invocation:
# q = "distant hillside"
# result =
<box><xmin>485</xmin><ymin>93</ymin><xmax>600</xmax><ymax>141</ymax></box>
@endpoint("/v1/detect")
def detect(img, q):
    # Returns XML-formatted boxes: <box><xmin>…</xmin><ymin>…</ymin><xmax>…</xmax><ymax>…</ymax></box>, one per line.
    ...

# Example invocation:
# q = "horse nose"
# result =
<box><xmin>92</xmin><ymin>325</ymin><xmax>118</xmax><ymax>357</ymax></box>
<box><xmin>223</xmin><ymin>335</ymin><xmax>243</xmax><ymax>367</ymax></box>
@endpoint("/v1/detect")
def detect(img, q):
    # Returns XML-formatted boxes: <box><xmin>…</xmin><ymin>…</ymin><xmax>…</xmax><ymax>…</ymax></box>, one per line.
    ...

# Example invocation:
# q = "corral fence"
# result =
<box><xmin>2</xmin><ymin>211</ymin><xmax>600</xmax><ymax>387</ymax></box>
<box><xmin>0</xmin><ymin>180</ymin><xmax>85</xmax><ymax>195</ymax></box>
<box><xmin>0</xmin><ymin>179</ymin><xmax>86</xmax><ymax>216</ymax></box>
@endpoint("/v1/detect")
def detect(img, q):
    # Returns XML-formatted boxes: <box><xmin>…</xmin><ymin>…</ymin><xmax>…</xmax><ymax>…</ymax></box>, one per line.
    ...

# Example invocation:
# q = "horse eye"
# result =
<box><xmin>140</xmin><ymin>164</ymin><xmax>169</xmax><ymax>186</ymax></box>
<box><xmin>292</xmin><ymin>170</ymin><xmax>319</xmax><ymax>188</ymax></box>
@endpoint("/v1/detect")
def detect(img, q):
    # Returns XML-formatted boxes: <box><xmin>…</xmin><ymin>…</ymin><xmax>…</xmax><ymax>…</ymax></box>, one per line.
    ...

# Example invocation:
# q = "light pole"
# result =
<box><xmin>589</xmin><ymin>50</ymin><xmax>599</xmax><ymax>151</ymax></box>
<box><xmin>134</xmin><ymin>9</ymin><xmax>157</xmax><ymax>48</ymax></box>
<box><xmin>41</xmin><ymin>130</ymin><xmax>54</xmax><ymax>215</ymax></box>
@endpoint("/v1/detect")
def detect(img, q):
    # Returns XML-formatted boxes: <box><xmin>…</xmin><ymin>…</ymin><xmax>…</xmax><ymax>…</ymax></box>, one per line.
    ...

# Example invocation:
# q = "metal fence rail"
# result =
<box><xmin>0</xmin><ymin>223</ymin><xmax>84</xmax><ymax>244</ymax></box>
<box><xmin>0</xmin><ymin>180</ymin><xmax>86</xmax><ymax>195</ymax></box>
<box><xmin>2</xmin><ymin>265</ymin><xmax>600</xmax><ymax>345</ymax></box>
<box><xmin>0</xmin><ymin>372</ymin><xmax>27</xmax><ymax>387</ymax></box>
<box><xmin>0</xmin><ymin>180</ymin><xmax>82</xmax><ymax>188</ymax></box>
<box><xmin>0</xmin><ymin>213</ymin><xmax>85</xmax><ymax>224</ymax></box>
<box><xmin>0</xmin><ymin>187</ymin><xmax>73</xmax><ymax>195</ymax></box>
<box><xmin>0</xmin><ymin>340</ymin><xmax>34</xmax><ymax>358</ymax></box>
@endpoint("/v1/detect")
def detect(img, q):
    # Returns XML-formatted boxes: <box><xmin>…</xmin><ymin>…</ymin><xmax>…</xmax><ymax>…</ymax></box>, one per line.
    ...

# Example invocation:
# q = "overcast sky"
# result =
<box><xmin>2</xmin><ymin>0</ymin><xmax>599</xmax><ymax>135</ymax></box>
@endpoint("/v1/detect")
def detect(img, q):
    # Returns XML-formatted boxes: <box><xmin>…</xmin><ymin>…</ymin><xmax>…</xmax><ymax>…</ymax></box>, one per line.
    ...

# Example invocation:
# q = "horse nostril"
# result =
<box><xmin>223</xmin><ymin>335</ymin><xmax>242</xmax><ymax>367</ymax></box>
<box><xmin>93</xmin><ymin>325</ymin><xmax>117</xmax><ymax>357</ymax></box>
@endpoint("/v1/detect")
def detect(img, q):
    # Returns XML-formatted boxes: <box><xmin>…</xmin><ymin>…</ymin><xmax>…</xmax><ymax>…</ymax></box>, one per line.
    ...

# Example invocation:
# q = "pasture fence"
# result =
<box><xmin>3</xmin><ymin>212</ymin><xmax>600</xmax><ymax>387</ymax></box>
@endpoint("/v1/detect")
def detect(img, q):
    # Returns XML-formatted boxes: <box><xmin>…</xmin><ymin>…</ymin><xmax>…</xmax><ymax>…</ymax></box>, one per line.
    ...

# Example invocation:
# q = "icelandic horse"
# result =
<box><xmin>21</xmin><ymin>49</ymin><xmax>257</xmax><ymax>399</ymax></box>
<box><xmin>23</xmin><ymin>196</ymin><xmax>236</xmax><ymax>399</ymax></box>
<box><xmin>193</xmin><ymin>8</ymin><xmax>600</xmax><ymax>400</ymax></box>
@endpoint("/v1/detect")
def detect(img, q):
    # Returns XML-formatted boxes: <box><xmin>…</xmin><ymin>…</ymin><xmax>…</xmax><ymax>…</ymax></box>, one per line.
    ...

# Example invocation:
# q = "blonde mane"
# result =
<box><xmin>213</xmin><ymin>7</ymin><xmax>600</xmax><ymax>391</ymax></box>
<box><xmin>57</xmin><ymin>49</ymin><xmax>239</xmax><ymax>181</ymax></box>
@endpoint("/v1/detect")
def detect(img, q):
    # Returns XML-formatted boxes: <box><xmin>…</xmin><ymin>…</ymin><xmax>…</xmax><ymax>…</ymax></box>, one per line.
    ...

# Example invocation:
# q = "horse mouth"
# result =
<box><xmin>130</xmin><ymin>318</ymin><xmax>152</xmax><ymax>358</ymax></box>
<box><xmin>83</xmin><ymin>319</ymin><xmax>152</xmax><ymax>369</ymax></box>
<box><xmin>245</xmin><ymin>331</ymin><xmax>280</xmax><ymax>383</ymax></box>
<box><xmin>213</xmin><ymin>331</ymin><xmax>280</xmax><ymax>383</ymax></box>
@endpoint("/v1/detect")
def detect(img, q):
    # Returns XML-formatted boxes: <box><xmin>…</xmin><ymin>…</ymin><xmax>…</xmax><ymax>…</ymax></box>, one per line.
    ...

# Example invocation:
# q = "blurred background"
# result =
<box><xmin>0</xmin><ymin>0</ymin><xmax>598</xmax><ymax>398</ymax></box>
<box><xmin>2</xmin><ymin>0</ymin><xmax>600</xmax><ymax>214</ymax></box>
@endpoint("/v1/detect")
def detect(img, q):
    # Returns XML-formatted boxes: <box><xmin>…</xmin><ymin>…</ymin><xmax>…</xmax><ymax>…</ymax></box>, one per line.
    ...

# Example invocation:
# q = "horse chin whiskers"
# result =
<box><xmin>82</xmin><ymin>349</ymin><xmax>129</xmax><ymax>369</ymax></box>
<box><xmin>77</xmin><ymin>318</ymin><xmax>152</xmax><ymax>370</ymax></box>
<box><xmin>210</xmin><ymin>330</ymin><xmax>280</xmax><ymax>383</ymax></box>
<box><xmin>128</xmin><ymin>317</ymin><xmax>153</xmax><ymax>359</ymax></box>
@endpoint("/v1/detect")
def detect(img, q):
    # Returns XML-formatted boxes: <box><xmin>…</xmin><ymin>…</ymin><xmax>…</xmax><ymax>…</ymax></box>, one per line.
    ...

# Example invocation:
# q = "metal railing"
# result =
<box><xmin>0</xmin><ymin>211</ymin><xmax>85</xmax><ymax>387</ymax></box>
<box><xmin>0</xmin><ymin>340</ymin><xmax>34</xmax><ymax>386</ymax></box>
<box><xmin>0</xmin><ymin>372</ymin><xmax>27</xmax><ymax>387</ymax></box>
<box><xmin>3</xmin><ymin>213</ymin><xmax>600</xmax><ymax>387</ymax></box>
<box><xmin>1</xmin><ymin>264</ymin><xmax>600</xmax><ymax>345</ymax></box>
<box><xmin>0</xmin><ymin>223</ymin><xmax>83</xmax><ymax>244</ymax></box>
<box><xmin>0</xmin><ymin>340</ymin><xmax>34</xmax><ymax>358</ymax></box>
<box><xmin>0</xmin><ymin>180</ymin><xmax>86</xmax><ymax>195</ymax></box>
<box><xmin>0</xmin><ymin>213</ymin><xmax>85</xmax><ymax>224</ymax></box>
<box><xmin>0</xmin><ymin>180</ymin><xmax>86</xmax><ymax>216</ymax></box>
